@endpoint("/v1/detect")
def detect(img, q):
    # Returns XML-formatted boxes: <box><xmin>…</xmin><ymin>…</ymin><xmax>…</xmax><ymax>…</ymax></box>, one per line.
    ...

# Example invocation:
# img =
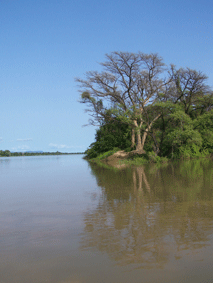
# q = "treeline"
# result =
<box><xmin>0</xmin><ymin>150</ymin><xmax>84</xmax><ymax>157</ymax></box>
<box><xmin>77</xmin><ymin>51</ymin><xmax>213</xmax><ymax>160</ymax></box>
<box><xmin>85</xmin><ymin>106</ymin><xmax>213</xmax><ymax>160</ymax></box>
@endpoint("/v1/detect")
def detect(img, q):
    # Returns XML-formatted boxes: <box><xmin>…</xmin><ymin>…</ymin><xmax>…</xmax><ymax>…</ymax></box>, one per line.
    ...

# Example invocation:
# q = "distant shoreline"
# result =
<box><xmin>0</xmin><ymin>150</ymin><xmax>85</xmax><ymax>157</ymax></box>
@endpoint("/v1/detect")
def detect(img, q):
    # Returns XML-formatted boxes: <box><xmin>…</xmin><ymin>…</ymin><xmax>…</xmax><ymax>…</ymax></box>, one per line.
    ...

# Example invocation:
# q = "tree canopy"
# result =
<box><xmin>76</xmin><ymin>51</ymin><xmax>213</xmax><ymax>159</ymax></box>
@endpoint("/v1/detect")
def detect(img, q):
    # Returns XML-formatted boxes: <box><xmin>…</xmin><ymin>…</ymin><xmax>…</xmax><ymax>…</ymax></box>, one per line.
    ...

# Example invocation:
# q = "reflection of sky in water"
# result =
<box><xmin>0</xmin><ymin>155</ymin><xmax>95</xmax><ymax>251</ymax></box>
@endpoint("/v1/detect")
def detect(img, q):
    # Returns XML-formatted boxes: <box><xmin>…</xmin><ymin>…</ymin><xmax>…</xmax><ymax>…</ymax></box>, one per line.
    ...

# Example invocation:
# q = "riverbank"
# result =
<box><xmin>86</xmin><ymin>150</ymin><xmax>168</xmax><ymax>168</ymax></box>
<box><xmin>0</xmin><ymin>150</ymin><xmax>84</xmax><ymax>157</ymax></box>
<box><xmin>86</xmin><ymin>149</ymin><xmax>212</xmax><ymax>168</ymax></box>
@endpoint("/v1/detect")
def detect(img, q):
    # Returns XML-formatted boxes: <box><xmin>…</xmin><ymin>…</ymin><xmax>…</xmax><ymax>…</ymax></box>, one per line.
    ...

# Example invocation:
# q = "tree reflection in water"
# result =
<box><xmin>80</xmin><ymin>159</ymin><xmax>213</xmax><ymax>269</ymax></box>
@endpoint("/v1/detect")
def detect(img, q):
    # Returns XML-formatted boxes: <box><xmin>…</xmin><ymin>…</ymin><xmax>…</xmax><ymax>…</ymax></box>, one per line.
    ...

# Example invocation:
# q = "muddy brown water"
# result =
<box><xmin>0</xmin><ymin>155</ymin><xmax>213</xmax><ymax>283</ymax></box>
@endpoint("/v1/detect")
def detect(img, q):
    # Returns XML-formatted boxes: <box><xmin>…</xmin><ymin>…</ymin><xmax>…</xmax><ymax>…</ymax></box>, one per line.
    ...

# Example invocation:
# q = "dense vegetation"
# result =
<box><xmin>85</xmin><ymin>118</ymin><xmax>132</xmax><ymax>159</ymax></box>
<box><xmin>80</xmin><ymin>52</ymin><xmax>213</xmax><ymax>161</ymax></box>
<box><xmin>85</xmin><ymin>105</ymin><xmax>213</xmax><ymax>161</ymax></box>
<box><xmin>0</xmin><ymin>150</ymin><xmax>84</xmax><ymax>157</ymax></box>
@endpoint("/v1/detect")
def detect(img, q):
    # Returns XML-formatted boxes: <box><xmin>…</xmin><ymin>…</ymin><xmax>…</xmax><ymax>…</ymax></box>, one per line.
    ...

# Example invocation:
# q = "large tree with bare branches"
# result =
<box><xmin>76</xmin><ymin>51</ymin><xmax>168</xmax><ymax>152</ymax></box>
<box><xmin>168</xmin><ymin>65</ymin><xmax>212</xmax><ymax>116</ymax></box>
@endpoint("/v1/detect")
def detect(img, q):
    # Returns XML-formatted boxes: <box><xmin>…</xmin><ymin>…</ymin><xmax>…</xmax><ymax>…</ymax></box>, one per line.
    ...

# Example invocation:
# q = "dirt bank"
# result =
<box><xmin>102</xmin><ymin>150</ymin><xmax>145</xmax><ymax>168</ymax></box>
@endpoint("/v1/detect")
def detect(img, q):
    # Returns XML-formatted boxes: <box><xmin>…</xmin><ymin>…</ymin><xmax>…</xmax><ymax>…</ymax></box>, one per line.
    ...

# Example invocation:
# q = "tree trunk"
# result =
<box><xmin>131</xmin><ymin>128</ymin><xmax>135</xmax><ymax>148</ymax></box>
<box><xmin>141</xmin><ymin>131</ymin><xmax>148</xmax><ymax>149</ymax></box>
<box><xmin>136</xmin><ymin>130</ymin><xmax>143</xmax><ymax>151</ymax></box>
<box><xmin>141</xmin><ymin>113</ymin><xmax>161</xmax><ymax>152</ymax></box>
<box><xmin>133</xmin><ymin>119</ymin><xmax>145</xmax><ymax>152</ymax></box>
<box><xmin>151</xmin><ymin>132</ymin><xmax>160</xmax><ymax>155</ymax></box>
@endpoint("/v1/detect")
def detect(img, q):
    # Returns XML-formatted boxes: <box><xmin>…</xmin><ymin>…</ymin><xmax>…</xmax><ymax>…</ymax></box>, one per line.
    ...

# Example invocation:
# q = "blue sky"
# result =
<box><xmin>1</xmin><ymin>0</ymin><xmax>212</xmax><ymax>153</ymax></box>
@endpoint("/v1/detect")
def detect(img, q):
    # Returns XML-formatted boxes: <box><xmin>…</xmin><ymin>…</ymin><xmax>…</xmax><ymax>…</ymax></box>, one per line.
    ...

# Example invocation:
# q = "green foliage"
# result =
<box><xmin>78</xmin><ymin>52</ymin><xmax>212</xmax><ymax>158</ymax></box>
<box><xmin>160</xmin><ymin>109</ymin><xmax>203</xmax><ymax>159</ymax></box>
<box><xmin>0</xmin><ymin>150</ymin><xmax>11</xmax><ymax>157</ymax></box>
<box><xmin>120</xmin><ymin>151</ymin><xmax>168</xmax><ymax>166</ymax></box>
<box><xmin>177</xmin><ymin>144</ymin><xmax>209</xmax><ymax>159</ymax></box>
<box><xmin>147</xmin><ymin>151</ymin><xmax>168</xmax><ymax>163</ymax></box>
<box><xmin>84</xmin><ymin>84</ymin><xmax>213</xmax><ymax>162</ymax></box>
<box><xmin>85</xmin><ymin>118</ymin><xmax>132</xmax><ymax>159</ymax></box>
<box><xmin>0</xmin><ymin>150</ymin><xmax>79</xmax><ymax>157</ymax></box>
<box><xmin>94</xmin><ymin>148</ymin><xmax>121</xmax><ymax>160</ymax></box>
<box><xmin>193</xmin><ymin>110</ymin><xmax>213</xmax><ymax>153</ymax></box>
<box><xmin>86</xmin><ymin>103</ymin><xmax>213</xmax><ymax>161</ymax></box>
<box><xmin>124</xmin><ymin>146</ymin><xmax>136</xmax><ymax>152</ymax></box>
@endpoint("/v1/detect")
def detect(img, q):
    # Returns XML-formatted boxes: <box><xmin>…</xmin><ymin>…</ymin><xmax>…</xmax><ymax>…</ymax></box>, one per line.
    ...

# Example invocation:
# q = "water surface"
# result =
<box><xmin>0</xmin><ymin>155</ymin><xmax>213</xmax><ymax>282</ymax></box>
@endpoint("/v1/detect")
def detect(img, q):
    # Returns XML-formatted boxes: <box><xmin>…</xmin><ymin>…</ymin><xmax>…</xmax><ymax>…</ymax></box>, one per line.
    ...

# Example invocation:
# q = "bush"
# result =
<box><xmin>94</xmin><ymin>147</ymin><xmax>121</xmax><ymax>160</ymax></box>
<box><xmin>148</xmin><ymin>151</ymin><xmax>168</xmax><ymax>163</ymax></box>
<box><xmin>177</xmin><ymin>144</ymin><xmax>210</xmax><ymax>159</ymax></box>
<box><xmin>85</xmin><ymin>118</ymin><xmax>132</xmax><ymax>159</ymax></box>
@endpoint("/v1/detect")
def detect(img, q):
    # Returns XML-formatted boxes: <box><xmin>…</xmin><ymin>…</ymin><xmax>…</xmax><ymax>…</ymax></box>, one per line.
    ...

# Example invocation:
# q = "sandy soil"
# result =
<box><xmin>103</xmin><ymin>150</ymin><xmax>145</xmax><ymax>168</ymax></box>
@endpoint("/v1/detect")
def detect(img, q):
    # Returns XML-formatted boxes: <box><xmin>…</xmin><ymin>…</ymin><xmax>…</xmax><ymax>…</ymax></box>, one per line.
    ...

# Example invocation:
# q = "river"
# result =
<box><xmin>0</xmin><ymin>155</ymin><xmax>213</xmax><ymax>282</ymax></box>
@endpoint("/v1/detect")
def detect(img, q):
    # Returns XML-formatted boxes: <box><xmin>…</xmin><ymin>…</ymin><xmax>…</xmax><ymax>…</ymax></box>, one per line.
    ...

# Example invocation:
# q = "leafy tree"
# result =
<box><xmin>193</xmin><ymin>109</ymin><xmax>213</xmax><ymax>153</ymax></box>
<box><xmin>167</xmin><ymin>110</ymin><xmax>202</xmax><ymax>158</ymax></box>
<box><xmin>168</xmin><ymin>66</ymin><xmax>212</xmax><ymax>117</ymax></box>
<box><xmin>0</xmin><ymin>150</ymin><xmax>11</xmax><ymax>157</ymax></box>
<box><xmin>77</xmin><ymin>52</ymin><xmax>213</xmax><ymax>159</ymax></box>
<box><xmin>76</xmin><ymin>52</ymin><xmax>169</xmax><ymax>152</ymax></box>
<box><xmin>85</xmin><ymin>118</ymin><xmax>132</xmax><ymax>158</ymax></box>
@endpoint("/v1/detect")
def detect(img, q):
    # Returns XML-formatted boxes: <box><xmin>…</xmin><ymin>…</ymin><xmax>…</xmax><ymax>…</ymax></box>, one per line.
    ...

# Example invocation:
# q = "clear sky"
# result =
<box><xmin>1</xmin><ymin>0</ymin><xmax>212</xmax><ymax>153</ymax></box>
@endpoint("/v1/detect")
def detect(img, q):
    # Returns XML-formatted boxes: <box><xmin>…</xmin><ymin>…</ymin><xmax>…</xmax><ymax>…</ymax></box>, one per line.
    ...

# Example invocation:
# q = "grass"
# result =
<box><xmin>119</xmin><ymin>153</ymin><xmax>169</xmax><ymax>166</ymax></box>
<box><xmin>86</xmin><ymin>148</ymin><xmax>212</xmax><ymax>169</ymax></box>
<box><xmin>89</xmin><ymin>149</ymin><xmax>170</xmax><ymax>167</ymax></box>
<box><xmin>91</xmin><ymin>148</ymin><xmax>121</xmax><ymax>161</ymax></box>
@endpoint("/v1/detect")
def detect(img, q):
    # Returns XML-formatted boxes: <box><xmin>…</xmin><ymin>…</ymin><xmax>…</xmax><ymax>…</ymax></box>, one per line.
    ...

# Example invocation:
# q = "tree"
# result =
<box><xmin>168</xmin><ymin>65</ymin><xmax>212</xmax><ymax>117</ymax></box>
<box><xmin>0</xmin><ymin>150</ymin><xmax>11</xmax><ymax>157</ymax></box>
<box><xmin>193</xmin><ymin>109</ymin><xmax>213</xmax><ymax>153</ymax></box>
<box><xmin>76</xmin><ymin>52</ymin><xmax>168</xmax><ymax>152</ymax></box>
<box><xmin>85</xmin><ymin>118</ymin><xmax>132</xmax><ymax>158</ymax></box>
